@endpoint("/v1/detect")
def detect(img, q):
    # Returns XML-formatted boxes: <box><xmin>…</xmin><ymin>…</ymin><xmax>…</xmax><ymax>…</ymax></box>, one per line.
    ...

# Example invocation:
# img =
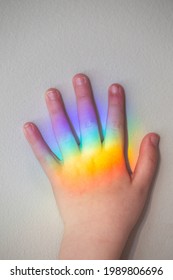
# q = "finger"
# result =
<box><xmin>104</xmin><ymin>84</ymin><xmax>125</xmax><ymax>157</ymax></box>
<box><xmin>72</xmin><ymin>73</ymin><xmax>101</xmax><ymax>154</ymax></box>
<box><xmin>45</xmin><ymin>88</ymin><xmax>79</xmax><ymax>161</ymax></box>
<box><xmin>132</xmin><ymin>133</ymin><xmax>160</xmax><ymax>192</ymax></box>
<box><xmin>23</xmin><ymin>122</ymin><xmax>60</xmax><ymax>178</ymax></box>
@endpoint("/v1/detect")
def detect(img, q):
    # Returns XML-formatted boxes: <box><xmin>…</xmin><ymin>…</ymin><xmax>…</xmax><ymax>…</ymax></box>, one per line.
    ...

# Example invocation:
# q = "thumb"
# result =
<box><xmin>132</xmin><ymin>133</ymin><xmax>160</xmax><ymax>190</ymax></box>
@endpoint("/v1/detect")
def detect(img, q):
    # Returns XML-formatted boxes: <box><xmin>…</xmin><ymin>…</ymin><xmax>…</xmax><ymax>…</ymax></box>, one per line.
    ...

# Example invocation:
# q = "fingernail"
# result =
<box><xmin>111</xmin><ymin>85</ymin><xmax>121</xmax><ymax>94</ymax></box>
<box><xmin>75</xmin><ymin>76</ymin><xmax>86</xmax><ymax>86</ymax></box>
<box><xmin>111</xmin><ymin>85</ymin><xmax>119</xmax><ymax>94</ymax></box>
<box><xmin>150</xmin><ymin>134</ymin><xmax>160</xmax><ymax>147</ymax></box>
<box><xmin>24</xmin><ymin>123</ymin><xmax>34</xmax><ymax>134</ymax></box>
<box><xmin>47</xmin><ymin>90</ymin><xmax>57</xmax><ymax>100</ymax></box>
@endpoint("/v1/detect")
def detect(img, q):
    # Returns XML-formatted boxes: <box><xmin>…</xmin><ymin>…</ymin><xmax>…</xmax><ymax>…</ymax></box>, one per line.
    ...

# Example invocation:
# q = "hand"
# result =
<box><xmin>23</xmin><ymin>73</ymin><xmax>160</xmax><ymax>259</ymax></box>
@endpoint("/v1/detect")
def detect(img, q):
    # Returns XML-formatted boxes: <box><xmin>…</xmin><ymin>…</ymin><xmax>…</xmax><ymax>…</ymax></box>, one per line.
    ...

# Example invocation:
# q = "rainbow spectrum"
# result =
<box><xmin>43</xmin><ymin>101</ymin><xmax>142</xmax><ymax>191</ymax></box>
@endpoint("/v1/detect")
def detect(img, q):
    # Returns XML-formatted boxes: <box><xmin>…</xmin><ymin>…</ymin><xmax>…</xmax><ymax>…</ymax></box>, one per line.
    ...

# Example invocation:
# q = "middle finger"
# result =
<box><xmin>72</xmin><ymin>74</ymin><xmax>101</xmax><ymax>154</ymax></box>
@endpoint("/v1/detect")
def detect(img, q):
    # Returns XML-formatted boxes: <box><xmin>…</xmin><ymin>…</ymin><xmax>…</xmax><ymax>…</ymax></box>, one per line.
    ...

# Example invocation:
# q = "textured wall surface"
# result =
<box><xmin>0</xmin><ymin>0</ymin><xmax>173</xmax><ymax>259</ymax></box>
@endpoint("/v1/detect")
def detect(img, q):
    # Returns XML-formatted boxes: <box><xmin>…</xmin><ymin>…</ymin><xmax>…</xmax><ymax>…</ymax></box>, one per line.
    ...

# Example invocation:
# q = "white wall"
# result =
<box><xmin>0</xmin><ymin>0</ymin><xmax>173</xmax><ymax>259</ymax></box>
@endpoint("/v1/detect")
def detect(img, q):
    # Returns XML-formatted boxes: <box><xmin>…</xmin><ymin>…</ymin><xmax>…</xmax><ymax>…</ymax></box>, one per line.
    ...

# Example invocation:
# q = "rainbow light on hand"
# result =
<box><xmin>40</xmin><ymin>97</ymin><xmax>142</xmax><ymax>191</ymax></box>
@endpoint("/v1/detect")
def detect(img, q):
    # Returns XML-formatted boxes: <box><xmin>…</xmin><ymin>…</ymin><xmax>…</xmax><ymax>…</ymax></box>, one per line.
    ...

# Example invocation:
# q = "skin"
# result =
<box><xmin>23</xmin><ymin>73</ymin><xmax>160</xmax><ymax>259</ymax></box>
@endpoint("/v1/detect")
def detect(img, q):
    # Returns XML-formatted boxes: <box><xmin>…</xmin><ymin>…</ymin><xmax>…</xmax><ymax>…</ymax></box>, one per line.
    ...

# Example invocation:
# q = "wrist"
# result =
<box><xmin>58</xmin><ymin>223</ymin><xmax>129</xmax><ymax>260</ymax></box>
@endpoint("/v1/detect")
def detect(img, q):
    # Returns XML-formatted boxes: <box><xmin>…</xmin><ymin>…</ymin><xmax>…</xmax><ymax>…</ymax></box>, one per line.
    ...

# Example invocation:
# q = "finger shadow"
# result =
<box><xmin>123</xmin><ymin>87</ymin><xmax>133</xmax><ymax>175</ymax></box>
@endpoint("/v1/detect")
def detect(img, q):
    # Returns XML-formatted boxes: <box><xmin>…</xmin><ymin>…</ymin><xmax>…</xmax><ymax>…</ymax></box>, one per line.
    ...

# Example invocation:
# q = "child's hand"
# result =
<box><xmin>23</xmin><ymin>73</ymin><xmax>160</xmax><ymax>259</ymax></box>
